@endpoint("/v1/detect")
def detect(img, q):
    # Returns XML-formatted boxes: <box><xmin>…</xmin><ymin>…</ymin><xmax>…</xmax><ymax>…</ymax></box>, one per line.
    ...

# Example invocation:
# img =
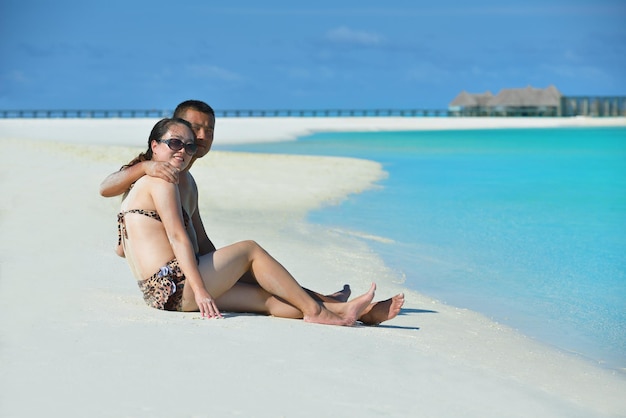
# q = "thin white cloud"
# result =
<box><xmin>562</xmin><ymin>49</ymin><xmax>581</xmax><ymax>62</ymax></box>
<box><xmin>325</xmin><ymin>26</ymin><xmax>384</xmax><ymax>46</ymax></box>
<box><xmin>281</xmin><ymin>66</ymin><xmax>335</xmax><ymax>80</ymax></box>
<box><xmin>405</xmin><ymin>63</ymin><xmax>452</xmax><ymax>83</ymax></box>
<box><xmin>281</xmin><ymin>67</ymin><xmax>311</xmax><ymax>79</ymax></box>
<box><xmin>467</xmin><ymin>66</ymin><xmax>500</xmax><ymax>79</ymax></box>
<box><xmin>4</xmin><ymin>70</ymin><xmax>29</xmax><ymax>83</ymax></box>
<box><xmin>186</xmin><ymin>65</ymin><xmax>244</xmax><ymax>81</ymax></box>
<box><xmin>207</xmin><ymin>5</ymin><xmax>624</xmax><ymax>18</ymax></box>
<box><xmin>541</xmin><ymin>64</ymin><xmax>609</xmax><ymax>80</ymax></box>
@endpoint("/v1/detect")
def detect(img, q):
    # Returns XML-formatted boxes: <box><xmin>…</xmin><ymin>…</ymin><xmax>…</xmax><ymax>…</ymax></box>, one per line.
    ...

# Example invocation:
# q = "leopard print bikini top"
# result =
<box><xmin>117</xmin><ymin>208</ymin><xmax>190</xmax><ymax>246</ymax></box>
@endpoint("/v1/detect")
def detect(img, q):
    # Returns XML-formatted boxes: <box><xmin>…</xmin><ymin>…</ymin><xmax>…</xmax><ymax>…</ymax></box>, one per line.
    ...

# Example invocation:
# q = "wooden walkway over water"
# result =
<box><xmin>0</xmin><ymin>108</ymin><xmax>451</xmax><ymax>118</ymax></box>
<box><xmin>1</xmin><ymin>96</ymin><xmax>624</xmax><ymax>118</ymax></box>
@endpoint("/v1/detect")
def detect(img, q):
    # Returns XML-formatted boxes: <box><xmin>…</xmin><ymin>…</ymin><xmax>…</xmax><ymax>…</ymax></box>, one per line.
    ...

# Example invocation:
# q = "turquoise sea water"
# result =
<box><xmin>217</xmin><ymin>127</ymin><xmax>626</xmax><ymax>370</ymax></box>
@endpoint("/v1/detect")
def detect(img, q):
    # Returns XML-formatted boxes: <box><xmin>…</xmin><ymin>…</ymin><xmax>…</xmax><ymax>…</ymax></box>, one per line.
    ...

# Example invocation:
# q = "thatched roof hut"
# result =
<box><xmin>449</xmin><ymin>90</ymin><xmax>493</xmax><ymax>107</ymax></box>
<box><xmin>489</xmin><ymin>85</ymin><xmax>561</xmax><ymax>107</ymax></box>
<box><xmin>449</xmin><ymin>85</ymin><xmax>563</xmax><ymax>116</ymax></box>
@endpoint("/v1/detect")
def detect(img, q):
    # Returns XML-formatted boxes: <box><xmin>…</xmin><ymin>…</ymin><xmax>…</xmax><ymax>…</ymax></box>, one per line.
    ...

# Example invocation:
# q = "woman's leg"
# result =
<box><xmin>215</xmin><ymin>282</ymin><xmax>304</xmax><ymax>319</ymax></box>
<box><xmin>186</xmin><ymin>240</ymin><xmax>374</xmax><ymax>325</ymax></box>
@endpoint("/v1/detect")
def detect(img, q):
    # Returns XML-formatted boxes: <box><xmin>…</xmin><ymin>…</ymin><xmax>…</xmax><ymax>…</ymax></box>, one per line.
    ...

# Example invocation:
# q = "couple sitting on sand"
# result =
<box><xmin>101</xmin><ymin>100</ymin><xmax>404</xmax><ymax>326</ymax></box>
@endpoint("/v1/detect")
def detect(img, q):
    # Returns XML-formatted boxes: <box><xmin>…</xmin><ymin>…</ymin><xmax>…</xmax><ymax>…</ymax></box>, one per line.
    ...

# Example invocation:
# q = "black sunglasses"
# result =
<box><xmin>157</xmin><ymin>138</ymin><xmax>198</xmax><ymax>155</ymax></box>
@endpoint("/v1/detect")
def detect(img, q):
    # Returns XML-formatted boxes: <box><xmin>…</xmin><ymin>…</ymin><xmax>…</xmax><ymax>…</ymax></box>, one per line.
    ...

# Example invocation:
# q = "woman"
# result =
<box><xmin>117</xmin><ymin>117</ymin><xmax>380</xmax><ymax>325</ymax></box>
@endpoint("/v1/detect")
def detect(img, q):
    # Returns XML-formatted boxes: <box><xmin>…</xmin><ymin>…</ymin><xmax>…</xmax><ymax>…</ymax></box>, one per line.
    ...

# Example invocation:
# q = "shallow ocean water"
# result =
<box><xmin>217</xmin><ymin>127</ymin><xmax>626</xmax><ymax>370</ymax></box>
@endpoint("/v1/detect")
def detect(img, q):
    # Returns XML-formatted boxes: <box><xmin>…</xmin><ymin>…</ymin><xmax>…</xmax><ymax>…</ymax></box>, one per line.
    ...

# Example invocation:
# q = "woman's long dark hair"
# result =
<box><xmin>121</xmin><ymin>118</ymin><xmax>194</xmax><ymax>170</ymax></box>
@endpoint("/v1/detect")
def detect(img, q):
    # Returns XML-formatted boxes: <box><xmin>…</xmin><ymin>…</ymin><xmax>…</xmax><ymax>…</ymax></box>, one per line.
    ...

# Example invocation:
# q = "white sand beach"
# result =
<box><xmin>1</xmin><ymin>117</ymin><xmax>625</xmax><ymax>418</ymax></box>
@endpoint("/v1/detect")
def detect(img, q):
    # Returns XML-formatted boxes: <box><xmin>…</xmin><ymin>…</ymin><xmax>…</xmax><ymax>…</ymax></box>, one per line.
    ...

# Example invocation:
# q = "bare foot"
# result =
<box><xmin>303</xmin><ymin>307</ymin><xmax>353</xmax><ymax>326</ymax></box>
<box><xmin>304</xmin><ymin>284</ymin><xmax>376</xmax><ymax>326</ymax></box>
<box><xmin>326</xmin><ymin>284</ymin><xmax>351</xmax><ymax>302</ymax></box>
<box><xmin>323</xmin><ymin>283</ymin><xmax>376</xmax><ymax>325</ymax></box>
<box><xmin>358</xmin><ymin>293</ymin><xmax>405</xmax><ymax>326</ymax></box>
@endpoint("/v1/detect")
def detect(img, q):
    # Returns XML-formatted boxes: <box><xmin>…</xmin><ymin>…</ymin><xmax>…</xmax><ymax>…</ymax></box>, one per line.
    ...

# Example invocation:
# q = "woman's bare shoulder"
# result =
<box><xmin>136</xmin><ymin>175</ymin><xmax>176</xmax><ymax>189</ymax></box>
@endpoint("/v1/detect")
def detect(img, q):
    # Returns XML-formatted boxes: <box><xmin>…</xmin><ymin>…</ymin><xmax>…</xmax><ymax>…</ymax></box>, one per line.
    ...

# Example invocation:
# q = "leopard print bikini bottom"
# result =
<box><xmin>137</xmin><ymin>259</ymin><xmax>186</xmax><ymax>311</ymax></box>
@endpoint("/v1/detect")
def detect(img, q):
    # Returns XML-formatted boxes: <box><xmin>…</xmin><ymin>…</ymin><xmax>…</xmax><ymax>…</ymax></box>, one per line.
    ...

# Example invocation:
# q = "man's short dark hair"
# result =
<box><xmin>173</xmin><ymin>100</ymin><xmax>215</xmax><ymax>119</ymax></box>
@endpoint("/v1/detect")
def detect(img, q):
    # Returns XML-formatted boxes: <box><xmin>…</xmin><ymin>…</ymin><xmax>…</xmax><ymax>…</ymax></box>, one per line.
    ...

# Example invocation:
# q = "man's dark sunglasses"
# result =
<box><xmin>157</xmin><ymin>138</ymin><xmax>198</xmax><ymax>155</ymax></box>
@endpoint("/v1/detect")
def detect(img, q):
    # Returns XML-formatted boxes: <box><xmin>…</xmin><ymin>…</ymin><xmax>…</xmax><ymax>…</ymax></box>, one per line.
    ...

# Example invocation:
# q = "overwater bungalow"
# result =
<box><xmin>449</xmin><ymin>85</ymin><xmax>562</xmax><ymax>116</ymax></box>
<box><xmin>448</xmin><ymin>90</ymin><xmax>493</xmax><ymax>116</ymax></box>
<box><xmin>490</xmin><ymin>85</ymin><xmax>562</xmax><ymax>116</ymax></box>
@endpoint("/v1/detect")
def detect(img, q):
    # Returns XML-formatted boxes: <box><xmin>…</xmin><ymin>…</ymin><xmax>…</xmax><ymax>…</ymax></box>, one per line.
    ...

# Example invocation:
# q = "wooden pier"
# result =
<box><xmin>1</xmin><ymin>97</ymin><xmax>624</xmax><ymax>118</ymax></box>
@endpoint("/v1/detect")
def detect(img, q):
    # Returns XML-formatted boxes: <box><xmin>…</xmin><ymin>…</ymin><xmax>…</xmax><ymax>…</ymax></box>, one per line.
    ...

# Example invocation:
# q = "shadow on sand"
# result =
<box><xmin>363</xmin><ymin>307</ymin><xmax>437</xmax><ymax>330</ymax></box>
<box><xmin>219</xmin><ymin>308</ymin><xmax>436</xmax><ymax>330</ymax></box>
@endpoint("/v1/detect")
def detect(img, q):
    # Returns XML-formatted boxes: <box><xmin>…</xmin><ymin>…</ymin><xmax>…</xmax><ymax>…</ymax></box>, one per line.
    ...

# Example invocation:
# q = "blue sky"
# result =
<box><xmin>1</xmin><ymin>0</ymin><xmax>624</xmax><ymax>111</ymax></box>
